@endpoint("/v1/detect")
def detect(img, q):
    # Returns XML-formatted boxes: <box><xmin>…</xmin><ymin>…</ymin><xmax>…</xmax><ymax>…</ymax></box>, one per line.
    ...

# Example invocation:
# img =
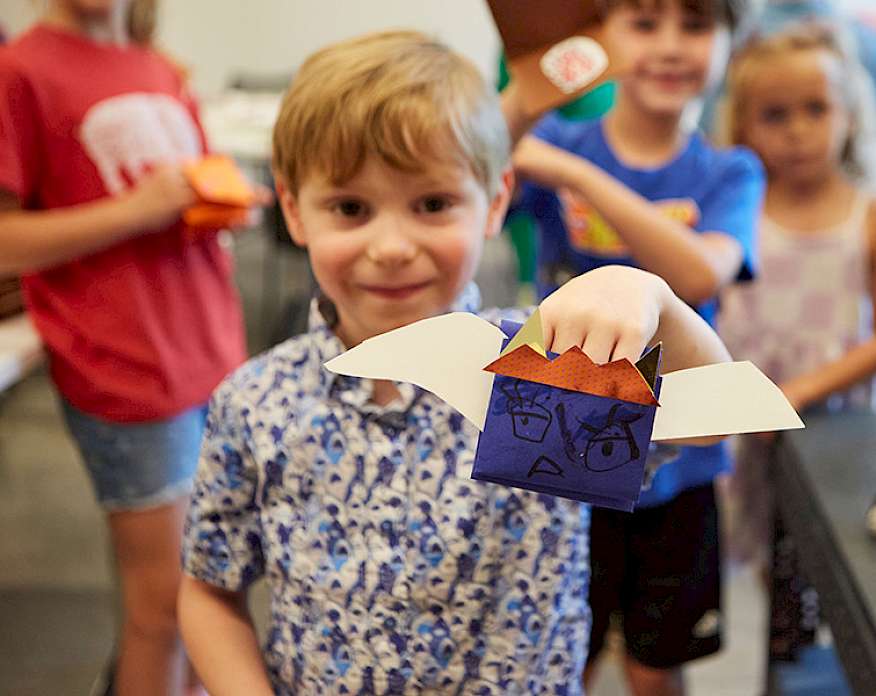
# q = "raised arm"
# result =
<box><xmin>513</xmin><ymin>136</ymin><xmax>747</xmax><ymax>305</ymax></box>
<box><xmin>0</xmin><ymin>166</ymin><xmax>197</xmax><ymax>275</ymax></box>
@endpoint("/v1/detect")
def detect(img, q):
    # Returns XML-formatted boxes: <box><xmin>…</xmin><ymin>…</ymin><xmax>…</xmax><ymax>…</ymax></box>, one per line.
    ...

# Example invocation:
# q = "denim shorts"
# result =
<box><xmin>61</xmin><ymin>400</ymin><xmax>208</xmax><ymax>512</ymax></box>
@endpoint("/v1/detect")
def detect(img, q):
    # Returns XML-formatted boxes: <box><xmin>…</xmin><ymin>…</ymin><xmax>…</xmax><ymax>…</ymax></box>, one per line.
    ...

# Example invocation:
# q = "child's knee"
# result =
<box><xmin>123</xmin><ymin>575</ymin><xmax>181</xmax><ymax>639</ymax></box>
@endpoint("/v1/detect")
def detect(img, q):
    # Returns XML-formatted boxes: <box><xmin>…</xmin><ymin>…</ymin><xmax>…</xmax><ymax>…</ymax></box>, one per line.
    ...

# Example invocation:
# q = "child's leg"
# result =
<box><xmin>623</xmin><ymin>657</ymin><xmax>685</xmax><ymax>696</ymax></box>
<box><xmin>60</xmin><ymin>400</ymin><xmax>208</xmax><ymax>696</ymax></box>
<box><xmin>583</xmin><ymin>507</ymin><xmax>630</xmax><ymax>689</ymax></box>
<box><xmin>620</xmin><ymin>484</ymin><xmax>722</xmax><ymax>696</ymax></box>
<box><xmin>109</xmin><ymin>499</ymin><xmax>189</xmax><ymax>696</ymax></box>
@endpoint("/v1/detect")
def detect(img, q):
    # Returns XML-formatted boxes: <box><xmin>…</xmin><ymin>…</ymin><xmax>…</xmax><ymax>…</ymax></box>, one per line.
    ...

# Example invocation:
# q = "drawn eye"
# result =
<box><xmin>511</xmin><ymin>406</ymin><xmax>551</xmax><ymax>443</ymax></box>
<box><xmin>586</xmin><ymin>435</ymin><xmax>634</xmax><ymax>472</ymax></box>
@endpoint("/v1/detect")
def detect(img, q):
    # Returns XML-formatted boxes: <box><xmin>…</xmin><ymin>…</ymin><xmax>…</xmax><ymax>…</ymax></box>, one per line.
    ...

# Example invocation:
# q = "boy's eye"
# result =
<box><xmin>682</xmin><ymin>15</ymin><xmax>713</xmax><ymax>33</ymax></box>
<box><xmin>806</xmin><ymin>100</ymin><xmax>828</xmax><ymax>117</ymax></box>
<box><xmin>631</xmin><ymin>16</ymin><xmax>658</xmax><ymax>32</ymax></box>
<box><xmin>761</xmin><ymin>106</ymin><xmax>788</xmax><ymax>125</ymax></box>
<box><xmin>333</xmin><ymin>199</ymin><xmax>368</xmax><ymax>218</ymax></box>
<box><xmin>416</xmin><ymin>196</ymin><xmax>453</xmax><ymax>214</ymax></box>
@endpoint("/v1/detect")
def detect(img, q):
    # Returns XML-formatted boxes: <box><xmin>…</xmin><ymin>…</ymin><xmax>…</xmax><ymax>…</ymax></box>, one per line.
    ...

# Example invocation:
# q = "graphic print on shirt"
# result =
<box><xmin>559</xmin><ymin>188</ymin><xmax>701</xmax><ymax>257</ymax></box>
<box><xmin>79</xmin><ymin>92</ymin><xmax>202</xmax><ymax>194</ymax></box>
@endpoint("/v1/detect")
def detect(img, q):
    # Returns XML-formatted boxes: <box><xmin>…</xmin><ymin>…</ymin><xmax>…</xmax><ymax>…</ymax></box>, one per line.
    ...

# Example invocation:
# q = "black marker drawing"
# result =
<box><xmin>527</xmin><ymin>455</ymin><xmax>564</xmax><ymax>478</ymax></box>
<box><xmin>500</xmin><ymin>380</ymin><xmax>552</xmax><ymax>443</ymax></box>
<box><xmin>556</xmin><ymin>401</ymin><xmax>643</xmax><ymax>472</ymax></box>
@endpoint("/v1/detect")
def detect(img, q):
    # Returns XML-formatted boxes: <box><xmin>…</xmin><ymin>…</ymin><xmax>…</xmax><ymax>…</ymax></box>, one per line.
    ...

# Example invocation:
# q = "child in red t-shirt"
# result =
<box><xmin>0</xmin><ymin>1</ymin><xmax>262</xmax><ymax>694</ymax></box>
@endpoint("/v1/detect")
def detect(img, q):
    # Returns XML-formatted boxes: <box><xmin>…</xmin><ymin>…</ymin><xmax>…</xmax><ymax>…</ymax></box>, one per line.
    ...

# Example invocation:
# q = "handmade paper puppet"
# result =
<box><xmin>487</xmin><ymin>0</ymin><xmax>629</xmax><ymax>117</ymax></box>
<box><xmin>324</xmin><ymin>311</ymin><xmax>803</xmax><ymax>511</ymax></box>
<box><xmin>471</xmin><ymin>318</ymin><xmax>663</xmax><ymax>510</ymax></box>
<box><xmin>182</xmin><ymin>154</ymin><xmax>256</xmax><ymax>230</ymax></box>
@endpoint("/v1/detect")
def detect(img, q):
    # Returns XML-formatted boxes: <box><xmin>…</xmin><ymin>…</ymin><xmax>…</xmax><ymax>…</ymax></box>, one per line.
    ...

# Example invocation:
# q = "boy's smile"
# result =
<box><xmin>279</xmin><ymin>157</ymin><xmax>510</xmax><ymax>347</ymax></box>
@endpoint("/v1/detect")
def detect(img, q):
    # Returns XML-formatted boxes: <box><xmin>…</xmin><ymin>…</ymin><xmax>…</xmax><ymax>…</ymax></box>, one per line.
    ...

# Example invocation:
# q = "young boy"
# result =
<box><xmin>505</xmin><ymin>1</ymin><xmax>765</xmax><ymax>694</ymax></box>
<box><xmin>178</xmin><ymin>30</ymin><xmax>731</xmax><ymax>695</ymax></box>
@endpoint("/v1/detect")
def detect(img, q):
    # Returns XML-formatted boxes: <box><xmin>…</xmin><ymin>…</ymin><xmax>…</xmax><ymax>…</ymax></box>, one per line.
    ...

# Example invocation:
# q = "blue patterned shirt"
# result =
<box><xmin>183</xmin><ymin>291</ymin><xmax>591</xmax><ymax>695</ymax></box>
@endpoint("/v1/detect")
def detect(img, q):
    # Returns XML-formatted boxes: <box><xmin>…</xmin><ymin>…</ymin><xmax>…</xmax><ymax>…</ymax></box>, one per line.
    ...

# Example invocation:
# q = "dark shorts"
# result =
<box><xmin>587</xmin><ymin>483</ymin><xmax>722</xmax><ymax>669</ymax></box>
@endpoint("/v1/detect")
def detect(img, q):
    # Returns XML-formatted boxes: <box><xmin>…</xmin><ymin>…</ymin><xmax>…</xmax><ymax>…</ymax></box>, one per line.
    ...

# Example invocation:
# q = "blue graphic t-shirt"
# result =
<box><xmin>517</xmin><ymin>116</ymin><xmax>765</xmax><ymax>507</ymax></box>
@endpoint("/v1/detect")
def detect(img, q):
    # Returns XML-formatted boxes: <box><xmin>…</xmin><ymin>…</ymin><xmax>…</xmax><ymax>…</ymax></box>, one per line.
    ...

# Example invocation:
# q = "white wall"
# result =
<box><xmin>1</xmin><ymin>0</ymin><xmax>501</xmax><ymax>96</ymax></box>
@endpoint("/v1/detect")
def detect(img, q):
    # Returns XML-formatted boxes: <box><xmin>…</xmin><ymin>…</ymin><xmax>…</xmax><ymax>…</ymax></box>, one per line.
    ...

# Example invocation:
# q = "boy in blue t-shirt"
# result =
<box><xmin>506</xmin><ymin>0</ymin><xmax>765</xmax><ymax>693</ymax></box>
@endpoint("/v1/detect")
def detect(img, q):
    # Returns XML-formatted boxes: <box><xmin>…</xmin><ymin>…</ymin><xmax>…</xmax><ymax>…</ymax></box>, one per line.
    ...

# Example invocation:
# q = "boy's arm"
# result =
<box><xmin>540</xmin><ymin>265</ymin><xmax>730</xmax><ymax>446</ymax></box>
<box><xmin>513</xmin><ymin>136</ymin><xmax>745</xmax><ymax>305</ymax></box>
<box><xmin>539</xmin><ymin>264</ymin><xmax>730</xmax><ymax>372</ymax></box>
<box><xmin>501</xmin><ymin>82</ymin><xmax>538</xmax><ymax>148</ymax></box>
<box><xmin>178</xmin><ymin>576</ymin><xmax>274</xmax><ymax>696</ymax></box>
<box><xmin>0</xmin><ymin>167</ymin><xmax>197</xmax><ymax>275</ymax></box>
<box><xmin>778</xmin><ymin>199</ymin><xmax>876</xmax><ymax>411</ymax></box>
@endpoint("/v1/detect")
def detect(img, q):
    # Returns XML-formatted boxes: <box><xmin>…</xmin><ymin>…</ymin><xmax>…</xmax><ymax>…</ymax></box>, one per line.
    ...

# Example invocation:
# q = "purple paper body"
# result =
<box><xmin>472</xmin><ymin>322</ymin><xmax>660</xmax><ymax>511</ymax></box>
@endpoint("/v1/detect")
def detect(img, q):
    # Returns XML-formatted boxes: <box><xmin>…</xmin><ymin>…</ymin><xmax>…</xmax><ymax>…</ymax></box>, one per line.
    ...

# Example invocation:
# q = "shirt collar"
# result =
<box><xmin>310</xmin><ymin>283</ymin><xmax>482</xmax><ymax>412</ymax></box>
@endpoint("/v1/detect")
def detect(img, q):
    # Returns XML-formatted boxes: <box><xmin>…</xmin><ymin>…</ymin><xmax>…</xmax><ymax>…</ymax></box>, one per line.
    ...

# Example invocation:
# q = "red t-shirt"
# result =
<box><xmin>0</xmin><ymin>25</ymin><xmax>246</xmax><ymax>422</ymax></box>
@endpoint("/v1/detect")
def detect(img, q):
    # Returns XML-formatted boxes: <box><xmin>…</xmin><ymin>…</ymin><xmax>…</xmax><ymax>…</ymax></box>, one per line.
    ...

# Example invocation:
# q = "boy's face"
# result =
<box><xmin>604</xmin><ymin>1</ymin><xmax>721</xmax><ymax>118</ymax></box>
<box><xmin>278</xmin><ymin>157</ymin><xmax>511</xmax><ymax>347</ymax></box>
<box><xmin>741</xmin><ymin>49</ymin><xmax>849</xmax><ymax>187</ymax></box>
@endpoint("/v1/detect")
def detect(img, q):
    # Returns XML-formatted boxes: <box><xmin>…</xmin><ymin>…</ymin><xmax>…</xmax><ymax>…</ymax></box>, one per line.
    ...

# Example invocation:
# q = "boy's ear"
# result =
<box><xmin>273</xmin><ymin>172</ymin><xmax>307</xmax><ymax>247</ymax></box>
<box><xmin>485</xmin><ymin>165</ymin><xmax>515</xmax><ymax>240</ymax></box>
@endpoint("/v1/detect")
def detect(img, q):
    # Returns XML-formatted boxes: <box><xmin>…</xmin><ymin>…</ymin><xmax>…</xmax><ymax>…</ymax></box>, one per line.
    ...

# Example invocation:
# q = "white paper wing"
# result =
<box><xmin>652</xmin><ymin>361</ymin><xmax>804</xmax><ymax>441</ymax></box>
<box><xmin>323</xmin><ymin>313</ymin><xmax>504</xmax><ymax>431</ymax></box>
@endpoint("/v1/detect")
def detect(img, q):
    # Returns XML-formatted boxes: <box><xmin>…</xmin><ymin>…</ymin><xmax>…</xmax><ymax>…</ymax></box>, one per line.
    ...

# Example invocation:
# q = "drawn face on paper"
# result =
<box><xmin>491</xmin><ymin>377</ymin><xmax>648</xmax><ymax>478</ymax></box>
<box><xmin>561</xmin><ymin>402</ymin><xmax>644</xmax><ymax>472</ymax></box>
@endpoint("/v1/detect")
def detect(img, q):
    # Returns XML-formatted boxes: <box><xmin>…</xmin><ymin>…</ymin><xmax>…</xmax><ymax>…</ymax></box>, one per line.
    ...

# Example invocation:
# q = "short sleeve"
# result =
<box><xmin>698</xmin><ymin>148</ymin><xmax>765</xmax><ymax>282</ymax></box>
<box><xmin>531</xmin><ymin>112</ymin><xmax>569</xmax><ymax>149</ymax></box>
<box><xmin>182</xmin><ymin>379</ymin><xmax>265</xmax><ymax>590</ymax></box>
<box><xmin>0</xmin><ymin>58</ymin><xmax>41</xmax><ymax>203</ymax></box>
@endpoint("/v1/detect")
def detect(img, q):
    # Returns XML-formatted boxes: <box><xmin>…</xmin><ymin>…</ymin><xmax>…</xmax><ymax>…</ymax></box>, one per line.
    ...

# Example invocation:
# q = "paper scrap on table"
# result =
<box><xmin>324</xmin><ymin>312</ymin><xmax>803</xmax><ymax>510</ymax></box>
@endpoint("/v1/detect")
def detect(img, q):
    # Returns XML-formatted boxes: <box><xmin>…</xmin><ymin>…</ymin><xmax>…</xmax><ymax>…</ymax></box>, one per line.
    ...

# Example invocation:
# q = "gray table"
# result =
<box><xmin>773</xmin><ymin>411</ymin><xmax>876</xmax><ymax>694</ymax></box>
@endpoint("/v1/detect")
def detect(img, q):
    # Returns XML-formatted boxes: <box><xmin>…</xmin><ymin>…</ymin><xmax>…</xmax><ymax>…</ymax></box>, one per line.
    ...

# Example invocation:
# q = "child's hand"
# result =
<box><xmin>779</xmin><ymin>375</ymin><xmax>817</xmax><ymax>413</ymax></box>
<box><xmin>126</xmin><ymin>164</ymin><xmax>199</xmax><ymax>232</ymax></box>
<box><xmin>539</xmin><ymin>265</ymin><xmax>670</xmax><ymax>363</ymax></box>
<box><xmin>236</xmin><ymin>184</ymin><xmax>275</xmax><ymax>230</ymax></box>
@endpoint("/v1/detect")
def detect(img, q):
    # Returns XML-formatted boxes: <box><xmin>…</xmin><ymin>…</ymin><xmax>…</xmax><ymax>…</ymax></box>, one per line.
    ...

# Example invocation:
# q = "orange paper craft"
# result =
<box><xmin>483</xmin><ymin>344</ymin><xmax>659</xmax><ymax>406</ymax></box>
<box><xmin>182</xmin><ymin>203</ymin><xmax>251</xmax><ymax>229</ymax></box>
<box><xmin>184</xmin><ymin>155</ymin><xmax>256</xmax><ymax>207</ymax></box>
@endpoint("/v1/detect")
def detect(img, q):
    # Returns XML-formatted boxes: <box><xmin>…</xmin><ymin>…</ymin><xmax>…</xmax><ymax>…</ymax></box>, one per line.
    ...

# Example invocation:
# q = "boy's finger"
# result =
<box><xmin>548</xmin><ymin>325</ymin><xmax>582</xmax><ymax>355</ymax></box>
<box><xmin>582</xmin><ymin>329</ymin><xmax>615</xmax><ymax>365</ymax></box>
<box><xmin>612</xmin><ymin>331</ymin><xmax>648</xmax><ymax>364</ymax></box>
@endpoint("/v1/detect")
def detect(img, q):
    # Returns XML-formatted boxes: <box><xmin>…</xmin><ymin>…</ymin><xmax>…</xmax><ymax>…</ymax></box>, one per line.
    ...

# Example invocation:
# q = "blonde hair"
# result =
<box><xmin>722</xmin><ymin>23</ymin><xmax>876</xmax><ymax>181</ymax></box>
<box><xmin>272</xmin><ymin>30</ymin><xmax>509</xmax><ymax>197</ymax></box>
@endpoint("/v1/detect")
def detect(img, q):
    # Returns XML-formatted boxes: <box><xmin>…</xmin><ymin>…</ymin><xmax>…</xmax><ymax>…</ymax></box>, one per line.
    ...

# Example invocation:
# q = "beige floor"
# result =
<box><xmin>0</xmin><ymin>227</ymin><xmax>767</xmax><ymax>695</ymax></box>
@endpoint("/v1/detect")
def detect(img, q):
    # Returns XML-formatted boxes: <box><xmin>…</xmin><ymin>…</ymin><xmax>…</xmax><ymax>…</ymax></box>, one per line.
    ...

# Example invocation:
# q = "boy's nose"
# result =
<box><xmin>654</xmin><ymin>23</ymin><xmax>684</xmax><ymax>57</ymax></box>
<box><xmin>366</xmin><ymin>218</ymin><xmax>417</xmax><ymax>267</ymax></box>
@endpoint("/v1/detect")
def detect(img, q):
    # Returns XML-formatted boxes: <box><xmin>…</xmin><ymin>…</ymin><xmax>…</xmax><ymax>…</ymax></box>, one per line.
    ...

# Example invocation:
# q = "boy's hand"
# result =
<box><xmin>125</xmin><ymin>164</ymin><xmax>199</xmax><ymax>232</ymax></box>
<box><xmin>540</xmin><ymin>265</ymin><xmax>670</xmax><ymax>363</ymax></box>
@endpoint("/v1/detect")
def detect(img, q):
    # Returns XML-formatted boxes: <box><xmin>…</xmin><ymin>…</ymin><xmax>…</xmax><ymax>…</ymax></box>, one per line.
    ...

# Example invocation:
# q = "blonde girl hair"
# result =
<box><xmin>721</xmin><ymin>23</ymin><xmax>876</xmax><ymax>182</ymax></box>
